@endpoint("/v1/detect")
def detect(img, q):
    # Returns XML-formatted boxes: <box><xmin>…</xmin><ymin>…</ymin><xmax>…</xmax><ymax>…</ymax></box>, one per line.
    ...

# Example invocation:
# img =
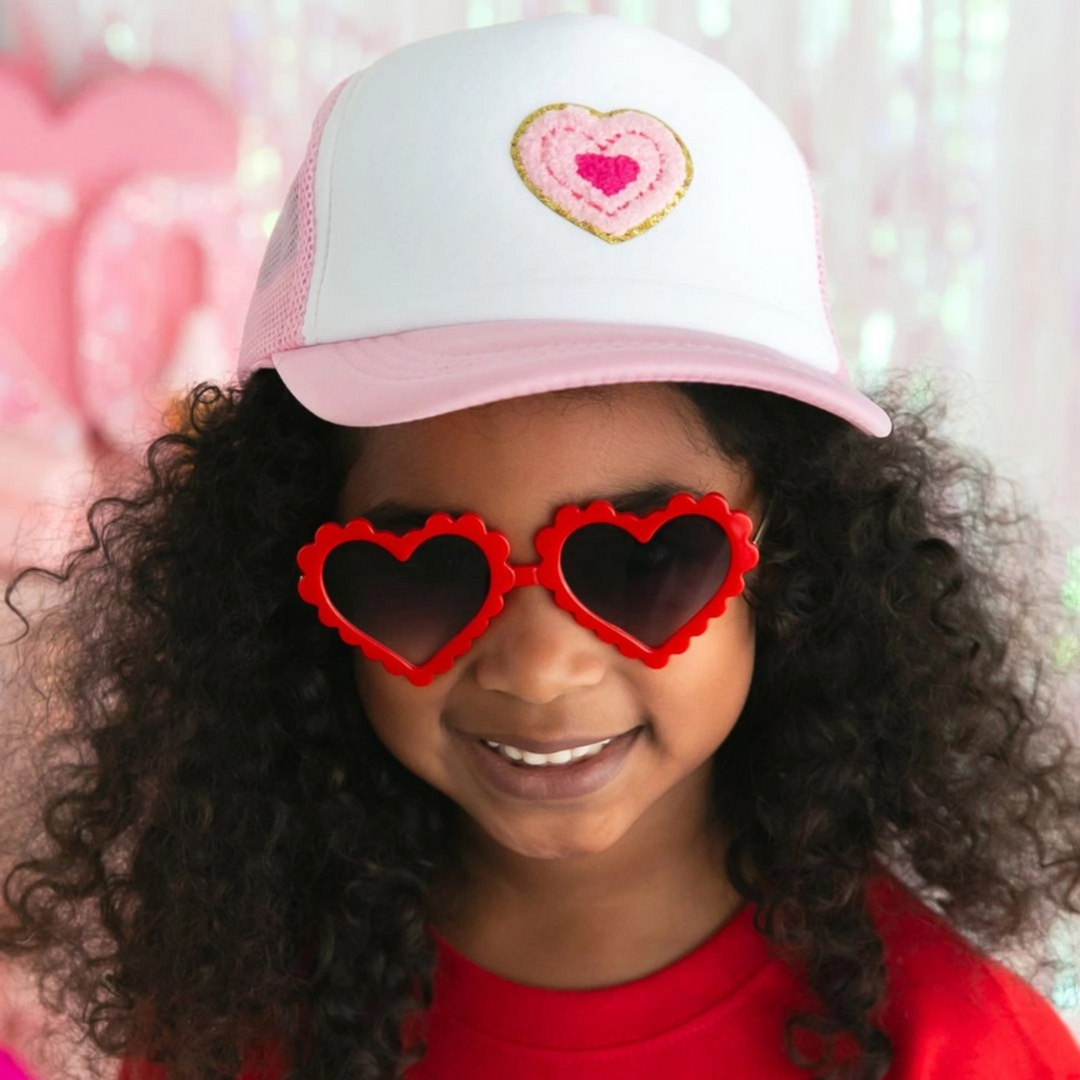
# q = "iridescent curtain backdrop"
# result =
<box><xmin>0</xmin><ymin>0</ymin><xmax>1077</xmax><ymax>1069</ymax></box>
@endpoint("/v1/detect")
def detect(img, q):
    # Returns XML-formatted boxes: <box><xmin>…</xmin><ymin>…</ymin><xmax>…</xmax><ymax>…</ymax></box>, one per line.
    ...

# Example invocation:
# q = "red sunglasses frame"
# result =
<box><xmin>297</xmin><ymin>491</ymin><xmax>764</xmax><ymax>687</ymax></box>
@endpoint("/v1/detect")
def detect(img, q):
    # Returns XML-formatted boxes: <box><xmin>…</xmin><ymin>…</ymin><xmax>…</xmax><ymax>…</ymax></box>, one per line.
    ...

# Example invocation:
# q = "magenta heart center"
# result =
<box><xmin>575</xmin><ymin>153</ymin><xmax>641</xmax><ymax>196</ymax></box>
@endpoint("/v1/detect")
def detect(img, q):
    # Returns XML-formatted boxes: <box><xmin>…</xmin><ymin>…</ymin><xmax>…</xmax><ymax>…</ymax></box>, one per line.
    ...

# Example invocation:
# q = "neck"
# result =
<box><xmin>428</xmin><ymin>763</ymin><xmax>744</xmax><ymax>988</ymax></box>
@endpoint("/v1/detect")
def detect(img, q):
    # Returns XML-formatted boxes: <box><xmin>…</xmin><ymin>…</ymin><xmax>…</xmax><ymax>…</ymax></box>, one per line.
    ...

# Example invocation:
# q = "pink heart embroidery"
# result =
<box><xmin>511</xmin><ymin>103</ymin><xmax>692</xmax><ymax>243</ymax></box>
<box><xmin>575</xmin><ymin>153</ymin><xmax>640</xmax><ymax>196</ymax></box>
<box><xmin>0</xmin><ymin>63</ymin><xmax>245</xmax><ymax>569</ymax></box>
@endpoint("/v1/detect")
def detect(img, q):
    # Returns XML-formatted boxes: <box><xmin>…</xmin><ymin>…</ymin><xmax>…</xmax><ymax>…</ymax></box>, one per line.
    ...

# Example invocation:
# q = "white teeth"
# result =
<box><xmin>483</xmin><ymin>738</ymin><xmax>612</xmax><ymax>766</ymax></box>
<box><xmin>542</xmin><ymin>749</ymin><xmax>574</xmax><ymax>765</ymax></box>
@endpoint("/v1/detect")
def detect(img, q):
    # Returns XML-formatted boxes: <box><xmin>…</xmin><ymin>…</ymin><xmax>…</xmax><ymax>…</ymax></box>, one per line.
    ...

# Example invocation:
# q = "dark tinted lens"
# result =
<box><xmin>322</xmin><ymin>536</ymin><xmax>490</xmax><ymax>665</ymax></box>
<box><xmin>560</xmin><ymin>516</ymin><xmax>732</xmax><ymax>647</ymax></box>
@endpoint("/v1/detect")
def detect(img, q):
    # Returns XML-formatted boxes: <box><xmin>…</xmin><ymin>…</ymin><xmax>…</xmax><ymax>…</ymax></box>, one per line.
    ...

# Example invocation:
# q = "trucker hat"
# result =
<box><xmin>236</xmin><ymin>12</ymin><xmax>892</xmax><ymax>438</ymax></box>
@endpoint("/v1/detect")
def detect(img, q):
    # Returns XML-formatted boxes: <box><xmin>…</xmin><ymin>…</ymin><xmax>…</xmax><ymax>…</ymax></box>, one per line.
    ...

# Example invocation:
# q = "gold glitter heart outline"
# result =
<box><xmin>510</xmin><ymin>102</ymin><xmax>694</xmax><ymax>244</ymax></box>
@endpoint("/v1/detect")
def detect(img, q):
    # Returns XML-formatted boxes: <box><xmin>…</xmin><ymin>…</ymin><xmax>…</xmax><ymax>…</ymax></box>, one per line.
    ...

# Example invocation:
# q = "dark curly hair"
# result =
<box><xmin>1</xmin><ymin>366</ymin><xmax>1078</xmax><ymax>1080</ymax></box>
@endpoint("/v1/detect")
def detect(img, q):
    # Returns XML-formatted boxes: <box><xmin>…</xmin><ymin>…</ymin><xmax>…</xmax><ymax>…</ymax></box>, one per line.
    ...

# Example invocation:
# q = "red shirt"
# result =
<box><xmin>119</xmin><ymin>870</ymin><xmax>1080</xmax><ymax>1079</ymax></box>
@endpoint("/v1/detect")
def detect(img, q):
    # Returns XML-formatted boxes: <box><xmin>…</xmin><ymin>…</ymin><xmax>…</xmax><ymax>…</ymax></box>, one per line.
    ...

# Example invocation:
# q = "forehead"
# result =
<box><xmin>338</xmin><ymin>383</ymin><xmax>752</xmax><ymax>522</ymax></box>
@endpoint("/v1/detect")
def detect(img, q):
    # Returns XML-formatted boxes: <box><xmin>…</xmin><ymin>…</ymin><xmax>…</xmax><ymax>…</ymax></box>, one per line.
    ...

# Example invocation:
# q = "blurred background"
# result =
<box><xmin>0</xmin><ymin>1</ymin><xmax>1077</xmax><ymax>1077</ymax></box>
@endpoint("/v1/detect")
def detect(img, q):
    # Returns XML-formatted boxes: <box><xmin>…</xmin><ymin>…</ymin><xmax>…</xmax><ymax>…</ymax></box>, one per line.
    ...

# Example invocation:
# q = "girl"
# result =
<box><xmin>2</xmin><ymin>13</ymin><xmax>1079</xmax><ymax>1080</ymax></box>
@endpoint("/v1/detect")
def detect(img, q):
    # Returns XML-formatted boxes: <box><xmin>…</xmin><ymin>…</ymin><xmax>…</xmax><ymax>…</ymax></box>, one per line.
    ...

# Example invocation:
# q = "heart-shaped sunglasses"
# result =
<box><xmin>297</xmin><ymin>492</ymin><xmax>767</xmax><ymax>687</ymax></box>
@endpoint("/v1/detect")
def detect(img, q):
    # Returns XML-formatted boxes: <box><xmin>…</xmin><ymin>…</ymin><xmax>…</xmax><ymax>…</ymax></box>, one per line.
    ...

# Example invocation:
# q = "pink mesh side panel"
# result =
<box><xmin>238</xmin><ymin>77</ymin><xmax>351</xmax><ymax>374</ymax></box>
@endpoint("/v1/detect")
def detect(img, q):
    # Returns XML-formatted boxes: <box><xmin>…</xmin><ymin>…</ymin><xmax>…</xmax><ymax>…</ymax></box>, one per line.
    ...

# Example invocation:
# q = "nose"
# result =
<box><xmin>470</xmin><ymin>579</ymin><xmax>606</xmax><ymax>703</ymax></box>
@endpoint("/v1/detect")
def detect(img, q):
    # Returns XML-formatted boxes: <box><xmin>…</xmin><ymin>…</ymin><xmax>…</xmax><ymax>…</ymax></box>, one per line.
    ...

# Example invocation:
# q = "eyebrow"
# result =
<box><xmin>356</xmin><ymin>482</ymin><xmax>708</xmax><ymax>531</ymax></box>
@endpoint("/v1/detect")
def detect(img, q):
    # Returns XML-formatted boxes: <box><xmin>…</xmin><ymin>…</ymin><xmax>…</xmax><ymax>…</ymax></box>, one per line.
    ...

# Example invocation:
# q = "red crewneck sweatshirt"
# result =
<box><xmin>117</xmin><ymin>870</ymin><xmax>1080</xmax><ymax>1079</ymax></box>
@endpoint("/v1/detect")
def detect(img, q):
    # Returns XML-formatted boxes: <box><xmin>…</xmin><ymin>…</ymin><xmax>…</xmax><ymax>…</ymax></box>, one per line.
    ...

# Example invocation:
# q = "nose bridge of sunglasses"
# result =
<box><xmin>510</xmin><ymin>564</ymin><xmax>542</xmax><ymax>588</ymax></box>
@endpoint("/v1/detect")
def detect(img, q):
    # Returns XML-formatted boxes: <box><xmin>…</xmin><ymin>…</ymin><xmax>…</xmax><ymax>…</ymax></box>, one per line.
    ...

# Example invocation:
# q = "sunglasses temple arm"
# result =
<box><xmin>751</xmin><ymin>504</ymin><xmax>771</xmax><ymax>548</ymax></box>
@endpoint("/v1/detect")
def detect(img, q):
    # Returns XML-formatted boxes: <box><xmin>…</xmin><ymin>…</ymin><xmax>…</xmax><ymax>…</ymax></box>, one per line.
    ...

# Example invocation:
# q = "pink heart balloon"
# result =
<box><xmin>75</xmin><ymin>175</ymin><xmax>262</xmax><ymax>446</ymax></box>
<box><xmin>0</xmin><ymin>64</ymin><xmax>237</xmax><ymax>417</ymax></box>
<box><xmin>0</xmin><ymin>63</ymin><xmax>242</xmax><ymax>569</ymax></box>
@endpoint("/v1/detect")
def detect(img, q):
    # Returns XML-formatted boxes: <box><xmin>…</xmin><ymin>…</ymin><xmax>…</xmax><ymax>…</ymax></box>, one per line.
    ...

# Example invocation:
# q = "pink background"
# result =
<box><xmin>0</xmin><ymin>2</ymin><xmax>1077</xmax><ymax>1077</ymax></box>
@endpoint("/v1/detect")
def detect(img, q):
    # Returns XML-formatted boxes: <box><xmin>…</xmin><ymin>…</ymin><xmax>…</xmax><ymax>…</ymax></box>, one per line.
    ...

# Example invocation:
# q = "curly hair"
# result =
<box><xmin>1</xmin><ymin>367</ymin><xmax>1078</xmax><ymax>1080</ymax></box>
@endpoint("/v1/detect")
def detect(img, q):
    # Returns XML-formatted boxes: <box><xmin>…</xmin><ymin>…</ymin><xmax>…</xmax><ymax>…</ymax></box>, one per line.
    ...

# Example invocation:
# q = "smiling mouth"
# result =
<box><xmin>477</xmin><ymin>727</ymin><xmax>642</xmax><ymax>768</ymax></box>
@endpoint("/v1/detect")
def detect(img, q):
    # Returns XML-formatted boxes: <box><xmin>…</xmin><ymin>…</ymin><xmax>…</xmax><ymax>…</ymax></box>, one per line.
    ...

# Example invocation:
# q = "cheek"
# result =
<box><xmin>652</xmin><ymin>598</ymin><xmax>756</xmax><ymax>748</ymax></box>
<box><xmin>704</xmin><ymin>597</ymin><xmax>756</xmax><ymax>698</ymax></box>
<box><xmin>351</xmin><ymin>654</ymin><xmax>439</xmax><ymax>769</ymax></box>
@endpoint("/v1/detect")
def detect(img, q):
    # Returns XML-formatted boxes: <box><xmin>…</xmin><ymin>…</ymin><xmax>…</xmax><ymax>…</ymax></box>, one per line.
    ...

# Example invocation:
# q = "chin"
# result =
<box><xmin>490</xmin><ymin>817</ymin><xmax>630</xmax><ymax>861</ymax></box>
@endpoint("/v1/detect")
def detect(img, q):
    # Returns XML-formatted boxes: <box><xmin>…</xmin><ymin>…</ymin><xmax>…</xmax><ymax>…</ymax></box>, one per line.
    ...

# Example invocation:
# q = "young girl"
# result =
<box><xmin>2</xmin><ymin>13</ymin><xmax>1078</xmax><ymax>1080</ymax></box>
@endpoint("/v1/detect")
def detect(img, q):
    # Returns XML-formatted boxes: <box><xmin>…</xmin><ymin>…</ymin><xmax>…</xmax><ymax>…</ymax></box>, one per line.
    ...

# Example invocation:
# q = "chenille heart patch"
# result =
<box><xmin>511</xmin><ymin>103</ymin><xmax>692</xmax><ymax>243</ymax></box>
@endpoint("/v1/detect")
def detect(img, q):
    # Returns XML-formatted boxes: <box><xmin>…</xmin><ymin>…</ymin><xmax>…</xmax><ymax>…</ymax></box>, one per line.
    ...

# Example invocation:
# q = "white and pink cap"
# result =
<box><xmin>237</xmin><ymin>12</ymin><xmax>892</xmax><ymax>438</ymax></box>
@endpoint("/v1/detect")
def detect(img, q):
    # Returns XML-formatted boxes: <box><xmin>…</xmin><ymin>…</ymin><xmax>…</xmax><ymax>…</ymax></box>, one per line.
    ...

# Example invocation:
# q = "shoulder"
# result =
<box><xmin>866</xmin><ymin>870</ymin><xmax>1080</xmax><ymax>1079</ymax></box>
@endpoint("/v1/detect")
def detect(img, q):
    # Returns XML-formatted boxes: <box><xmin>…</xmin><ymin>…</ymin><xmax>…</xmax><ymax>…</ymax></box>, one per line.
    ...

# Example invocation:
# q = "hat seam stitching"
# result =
<box><xmin>309</xmin><ymin>76</ymin><xmax>358</xmax><ymax>341</ymax></box>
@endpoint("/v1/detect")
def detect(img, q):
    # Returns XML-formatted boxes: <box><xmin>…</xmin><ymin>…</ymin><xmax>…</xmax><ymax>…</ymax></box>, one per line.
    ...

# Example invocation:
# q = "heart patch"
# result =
<box><xmin>511</xmin><ymin>103</ymin><xmax>692</xmax><ymax>243</ymax></box>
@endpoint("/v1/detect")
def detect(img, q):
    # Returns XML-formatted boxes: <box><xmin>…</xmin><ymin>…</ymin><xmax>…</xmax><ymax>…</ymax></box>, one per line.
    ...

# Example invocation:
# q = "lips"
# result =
<box><xmin>461</xmin><ymin>726</ymin><xmax>643</xmax><ymax>801</ymax></box>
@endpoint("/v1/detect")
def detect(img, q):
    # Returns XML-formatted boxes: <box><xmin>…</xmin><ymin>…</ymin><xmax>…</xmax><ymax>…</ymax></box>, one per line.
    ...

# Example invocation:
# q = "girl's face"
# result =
<box><xmin>339</xmin><ymin>383</ymin><xmax>763</xmax><ymax>862</ymax></box>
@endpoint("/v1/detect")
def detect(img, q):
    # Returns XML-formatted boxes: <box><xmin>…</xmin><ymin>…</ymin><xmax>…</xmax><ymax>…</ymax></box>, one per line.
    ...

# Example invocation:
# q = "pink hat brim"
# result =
<box><xmin>269</xmin><ymin>320</ymin><xmax>892</xmax><ymax>437</ymax></box>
